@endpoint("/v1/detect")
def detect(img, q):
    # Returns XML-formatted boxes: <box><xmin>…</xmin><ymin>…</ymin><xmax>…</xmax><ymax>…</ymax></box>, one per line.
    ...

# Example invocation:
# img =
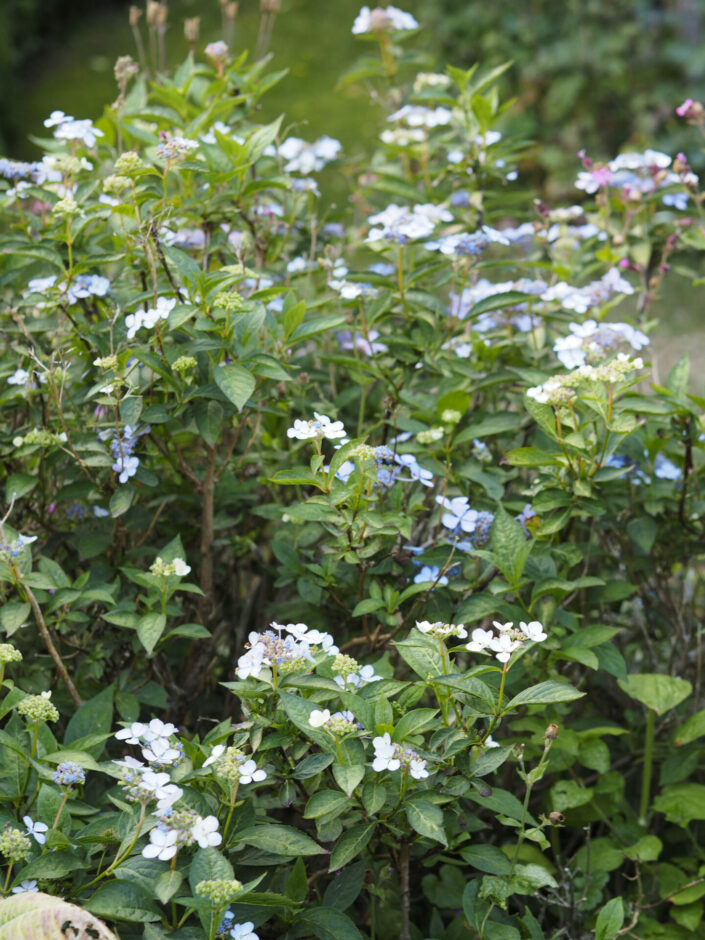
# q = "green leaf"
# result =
<box><xmin>505</xmin><ymin>680</ymin><xmax>584</xmax><ymax>710</ymax></box>
<box><xmin>595</xmin><ymin>897</ymin><xmax>624</xmax><ymax>940</ymax></box>
<box><xmin>328</xmin><ymin>822</ymin><xmax>375</xmax><ymax>871</ymax></box>
<box><xmin>0</xmin><ymin>602</ymin><xmax>31</xmax><ymax>635</ymax></box>
<box><xmin>15</xmin><ymin>851</ymin><xmax>88</xmax><ymax>882</ymax></box>
<box><xmin>305</xmin><ymin>790</ymin><xmax>350</xmax><ymax>819</ymax></box>
<box><xmin>623</xmin><ymin>835</ymin><xmax>662</xmax><ymax>862</ymax></box>
<box><xmin>674</xmin><ymin>709</ymin><xmax>705</xmax><ymax>746</ymax></box>
<box><xmin>83</xmin><ymin>881</ymin><xmax>160</xmax><ymax>923</ymax></box>
<box><xmin>667</xmin><ymin>352</ymin><xmax>690</xmax><ymax>397</ymax></box>
<box><xmin>109</xmin><ymin>486</ymin><xmax>134</xmax><ymax>518</ymax></box>
<box><xmin>237</xmin><ymin>823</ymin><xmax>324</xmax><ymax>856</ymax></box>
<box><xmin>505</xmin><ymin>446</ymin><xmax>560</xmax><ymax>467</ymax></box>
<box><xmin>461</xmin><ymin>844</ymin><xmax>512</xmax><ymax>875</ymax></box>
<box><xmin>394</xmin><ymin>633</ymin><xmax>444</xmax><ymax>680</ymax></box>
<box><xmin>653</xmin><ymin>783</ymin><xmax>705</xmax><ymax>825</ymax></box>
<box><xmin>214</xmin><ymin>363</ymin><xmax>256</xmax><ymax>410</ymax></box>
<box><xmin>296</xmin><ymin>906</ymin><xmax>364</xmax><ymax>940</ymax></box>
<box><xmin>64</xmin><ymin>686</ymin><xmax>114</xmax><ymax>757</ymax></box>
<box><xmin>406</xmin><ymin>799</ymin><xmax>447</xmax><ymax>846</ymax></box>
<box><xmin>137</xmin><ymin>612</ymin><xmax>167</xmax><ymax>655</ymax></box>
<box><xmin>154</xmin><ymin>870</ymin><xmax>183</xmax><ymax>904</ymax></box>
<box><xmin>5</xmin><ymin>473</ymin><xmax>37</xmax><ymax>502</ymax></box>
<box><xmin>189</xmin><ymin>847</ymin><xmax>234</xmax><ymax>894</ymax></box>
<box><xmin>617</xmin><ymin>674</ymin><xmax>692</xmax><ymax>715</ymax></box>
<box><xmin>332</xmin><ymin>761</ymin><xmax>364</xmax><ymax>797</ymax></box>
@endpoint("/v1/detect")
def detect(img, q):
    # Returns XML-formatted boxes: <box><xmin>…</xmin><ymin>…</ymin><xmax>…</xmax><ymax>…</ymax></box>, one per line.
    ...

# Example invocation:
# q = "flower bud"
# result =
<box><xmin>184</xmin><ymin>17</ymin><xmax>200</xmax><ymax>43</ymax></box>
<box><xmin>544</xmin><ymin>723</ymin><xmax>559</xmax><ymax>741</ymax></box>
<box><xmin>129</xmin><ymin>5</ymin><xmax>142</xmax><ymax>27</ymax></box>
<box><xmin>548</xmin><ymin>811</ymin><xmax>565</xmax><ymax>825</ymax></box>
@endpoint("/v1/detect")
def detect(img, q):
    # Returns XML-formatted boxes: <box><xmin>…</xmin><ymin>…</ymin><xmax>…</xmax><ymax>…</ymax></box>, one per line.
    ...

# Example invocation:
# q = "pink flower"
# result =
<box><xmin>676</xmin><ymin>99</ymin><xmax>694</xmax><ymax>117</ymax></box>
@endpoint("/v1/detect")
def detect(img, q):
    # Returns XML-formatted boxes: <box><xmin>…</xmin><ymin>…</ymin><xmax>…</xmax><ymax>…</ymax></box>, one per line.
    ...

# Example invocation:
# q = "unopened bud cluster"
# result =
<box><xmin>172</xmin><ymin>355</ymin><xmax>197</xmax><ymax>376</ymax></box>
<box><xmin>93</xmin><ymin>355</ymin><xmax>119</xmax><ymax>371</ymax></box>
<box><xmin>0</xmin><ymin>827</ymin><xmax>31</xmax><ymax>863</ymax></box>
<box><xmin>17</xmin><ymin>691</ymin><xmax>59</xmax><ymax>724</ymax></box>
<box><xmin>331</xmin><ymin>653</ymin><xmax>359</xmax><ymax>678</ymax></box>
<box><xmin>103</xmin><ymin>175</ymin><xmax>131</xmax><ymax>196</ymax></box>
<box><xmin>195</xmin><ymin>878</ymin><xmax>243</xmax><ymax>905</ymax></box>
<box><xmin>213</xmin><ymin>291</ymin><xmax>245</xmax><ymax>313</ymax></box>
<box><xmin>0</xmin><ymin>644</ymin><xmax>22</xmax><ymax>665</ymax></box>
<box><xmin>52</xmin><ymin>196</ymin><xmax>80</xmax><ymax>218</ymax></box>
<box><xmin>114</xmin><ymin>152</ymin><xmax>146</xmax><ymax>177</ymax></box>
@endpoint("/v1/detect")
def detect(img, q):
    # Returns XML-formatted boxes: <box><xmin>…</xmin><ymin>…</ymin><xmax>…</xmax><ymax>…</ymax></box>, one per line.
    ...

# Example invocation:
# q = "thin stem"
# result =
<box><xmin>639</xmin><ymin>708</ymin><xmax>655</xmax><ymax>824</ymax></box>
<box><xmin>52</xmin><ymin>791</ymin><xmax>69</xmax><ymax>829</ymax></box>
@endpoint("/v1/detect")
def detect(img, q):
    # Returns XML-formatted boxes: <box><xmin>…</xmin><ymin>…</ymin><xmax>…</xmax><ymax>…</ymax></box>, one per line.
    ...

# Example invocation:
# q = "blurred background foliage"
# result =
<box><xmin>3</xmin><ymin>0</ymin><xmax>705</xmax><ymax>197</ymax></box>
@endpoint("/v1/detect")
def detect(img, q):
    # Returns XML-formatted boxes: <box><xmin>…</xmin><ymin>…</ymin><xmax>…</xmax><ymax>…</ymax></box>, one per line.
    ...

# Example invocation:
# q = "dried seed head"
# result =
<box><xmin>184</xmin><ymin>17</ymin><xmax>200</xmax><ymax>42</ymax></box>
<box><xmin>129</xmin><ymin>5</ymin><xmax>142</xmax><ymax>27</ymax></box>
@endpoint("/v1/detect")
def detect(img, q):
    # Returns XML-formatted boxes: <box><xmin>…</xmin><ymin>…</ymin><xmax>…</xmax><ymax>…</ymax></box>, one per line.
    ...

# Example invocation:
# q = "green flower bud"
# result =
<box><xmin>103</xmin><ymin>174</ymin><xmax>131</xmax><ymax>195</ymax></box>
<box><xmin>0</xmin><ymin>644</ymin><xmax>22</xmax><ymax>665</ymax></box>
<box><xmin>0</xmin><ymin>827</ymin><xmax>31</xmax><ymax>864</ymax></box>
<box><xmin>114</xmin><ymin>151</ymin><xmax>146</xmax><ymax>176</ymax></box>
<box><xmin>195</xmin><ymin>878</ymin><xmax>243</xmax><ymax>906</ymax></box>
<box><xmin>213</xmin><ymin>291</ymin><xmax>245</xmax><ymax>312</ymax></box>
<box><xmin>52</xmin><ymin>195</ymin><xmax>80</xmax><ymax>218</ymax></box>
<box><xmin>172</xmin><ymin>355</ymin><xmax>197</xmax><ymax>376</ymax></box>
<box><xmin>17</xmin><ymin>691</ymin><xmax>59</xmax><ymax>724</ymax></box>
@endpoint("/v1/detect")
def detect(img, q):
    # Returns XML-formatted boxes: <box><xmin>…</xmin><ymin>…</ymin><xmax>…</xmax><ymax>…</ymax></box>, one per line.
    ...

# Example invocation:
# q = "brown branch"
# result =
<box><xmin>149</xmin><ymin>222</ymin><xmax>185</xmax><ymax>302</ymax></box>
<box><xmin>23</xmin><ymin>583</ymin><xmax>82</xmax><ymax>707</ymax></box>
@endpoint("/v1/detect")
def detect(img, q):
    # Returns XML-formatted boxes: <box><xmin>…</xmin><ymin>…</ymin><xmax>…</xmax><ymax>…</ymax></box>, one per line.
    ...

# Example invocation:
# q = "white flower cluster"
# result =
<box><xmin>287</xmin><ymin>412</ymin><xmax>346</xmax><ymax>441</ymax></box>
<box><xmin>415</xmin><ymin>620</ymin><xmax>467</xmax><ymax>640</ymax></box>
<box><xmin>372</xmin><ymin>732</ymin><xmax>428</xmax><ymax>779</ymax></box>
<box><xmin>114</xmin><ymin>719</ymin><xmax>183</xmax><ymax>768</ymax></box>
<box><xmin>329</xmin><ymin>263</ymin><xmax>380</xmax><ymax>302</ymax></box>
<box><xmin>388</xmin><ymin>105</ymin><xmax>452</xmax><ymax>128</ymax></box>
<box><xmin>425</xmin><ymin>226</ymin><xmax>510</xmax><ymax>257</ymax></box>
<box><xmin>275</xmin><ymin>136</ymin><xmax>342</xmax><ymax>174</ymax></box>
<box><xmin>352</xmin><ymin>5</ymin><xmax>418</xmax><ymax>33</ymax></box>
<box><xmin>542</xmin><ymin>268</ymin><xmax>634</xmax><ymax>315</ymax></box>
<box><xmin>115</xmin><ymin>756</ymin><xmax>183</xmax><ymax>812</ymax></box>
<box><xmin>466</xmin><ymin>620</ymin><xmax>548</xmax><ymax>664</ymax></box>
<box><xmin>575</xmin><ymin>149</ymin><xmax>698</xmax><ymax>198</ymax></box>
<box><xmin>367</xmin><ymin>203</ymin><xmax>453</xmax><ymax>244</ymax></box>
<box><xmin>553</xmin><ymin>319</ymin><xmax>649</xmax><ymax>369</ymax></box>
<box><xmin>149</xmin><ymin>556</ymin><xmax>191</xmax><ymax>578</ymax></box>
<box><xmin>527</xmin><ymin>352</ymin><xmax>645</xmax><ymax>404</ymax></box>
<box><xmin>24</xmin><ymin>273</ymin><xmax>110</xmax><ymax>306</ymax></box>
<box><xmin>449</xmin><ymin>278</ymin><xmax>548</xmax><ymax>329</ymax></box>
<box><xmin>143</xmin><ymin>809</ymin><xmax>221</xmax><ymax>861</ymax></box>
<box><xmin>236</xmin><ymin>622</ymin><xmax>338</xmax><ymax>681</ymax></box>
<box><xmin>44</xmin><ymin>110</ymin><xmax>104</xmax><ymax>148</ymax></box>
<box><xmin>125</xmin><ymin>297</ymin><xmax>177</xmax><ymax>340</ymax></box>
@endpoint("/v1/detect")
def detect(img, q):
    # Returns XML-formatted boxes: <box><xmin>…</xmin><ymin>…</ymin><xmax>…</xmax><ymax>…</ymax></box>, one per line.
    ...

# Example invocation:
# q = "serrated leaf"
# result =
<box><xmin>505</xmin><ymin>680</ymin><xmax>584</xmax><ymax>710</ymax></box>
<box><xmin>137</xmin><ymin>612</ymin><xmax>167</xmax><ymax>655</ymax></box>
<box><xmin>406</xmin><ymin>800</ymin><xmax>447</xmax><ymax>845</ymax></box>
<box><xmin>237</xmin><ymin>823</ymin><xmax>324</xmax><ymax>856</ymax></box>
<box><xmin>328</xmin><ymin>822</ymin><xmax>375</xmax><ymax>871</ymax></box>
<box><xmin>214</xmin><ymin>364</ymin><xmax>255</xmax><ymax>410</ymax></box>
<box><xmin>618</xmin><ymin>674</ymin><xmax>691</xmax><ymax>715</ymax></box>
